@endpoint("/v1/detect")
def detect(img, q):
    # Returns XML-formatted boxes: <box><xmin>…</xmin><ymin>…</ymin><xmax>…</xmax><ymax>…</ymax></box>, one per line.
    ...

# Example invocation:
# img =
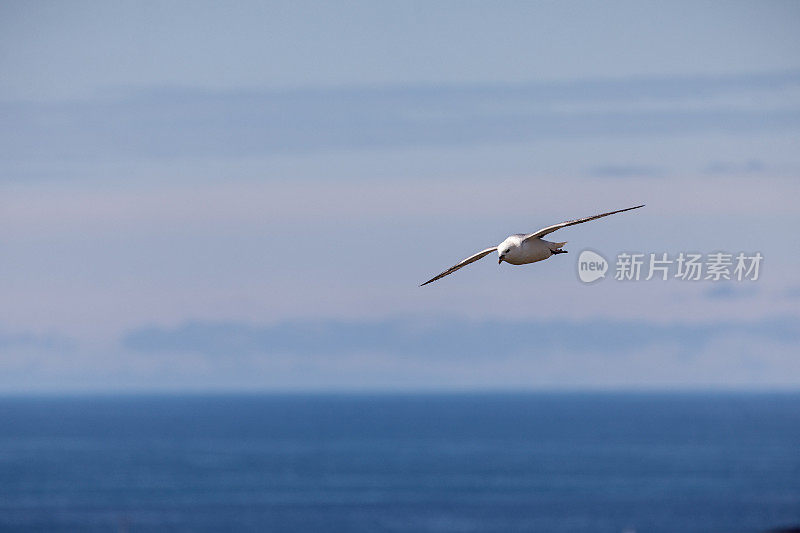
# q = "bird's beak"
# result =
<box><xmin>498</xmin><ymin>256</ymin><xmax>504</xmax><ymax>264</ymax></box>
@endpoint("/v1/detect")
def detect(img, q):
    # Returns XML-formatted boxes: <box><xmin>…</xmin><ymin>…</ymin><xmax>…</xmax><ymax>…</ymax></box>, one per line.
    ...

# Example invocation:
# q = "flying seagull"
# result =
<box><xmin>420</xmin><ymin>204</ymin><xmax>644</xmax><ymax>286</ymax></box>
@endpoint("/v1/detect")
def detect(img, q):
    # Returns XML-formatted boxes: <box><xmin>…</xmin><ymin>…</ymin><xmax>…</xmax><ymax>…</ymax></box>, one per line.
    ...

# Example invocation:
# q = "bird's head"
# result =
<box><xmin>497</xmin><ymin>244</ymin><xmax>511</xmax><ymax>264</ymax></box>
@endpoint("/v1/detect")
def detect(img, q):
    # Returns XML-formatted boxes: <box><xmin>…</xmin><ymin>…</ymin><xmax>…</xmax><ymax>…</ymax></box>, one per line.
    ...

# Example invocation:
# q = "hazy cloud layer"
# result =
<box><xmin>0</xmin><ymin>330</ymin><xmax>74</xmax><ymax>351</ymax></box>
<box><xmin>3</xmin><ymin>72</ymin><xmax>800</xmax><ymax>159</ymax></box>
<box><xmin>704</xmin><ymin>284</ymin><xmax>759</xmax><ymax>300</ymax></box>
<box><xmin>123</xmin><ymin>317</ymin><xmax>800</xmax><ymax>359</ymax></box>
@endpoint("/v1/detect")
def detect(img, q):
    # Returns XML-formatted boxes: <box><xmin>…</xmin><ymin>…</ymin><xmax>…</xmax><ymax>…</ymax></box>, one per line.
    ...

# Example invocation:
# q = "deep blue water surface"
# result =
<box><xmin>0</xmin><ymin>393</ymin><xmax>798</xmax><ymax>532</ymax></box>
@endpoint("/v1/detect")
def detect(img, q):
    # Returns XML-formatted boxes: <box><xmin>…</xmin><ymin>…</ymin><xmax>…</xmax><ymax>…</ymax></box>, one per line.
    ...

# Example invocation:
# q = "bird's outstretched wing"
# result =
<box><xmin>420</xmin><ymin>247</ymin><xmax>498</xmax><ymax>286</ymax></box>
<box><xmin>523</xmin><ymin>204</ymin><xmax>644</xmax><ymax>241</ymax></box>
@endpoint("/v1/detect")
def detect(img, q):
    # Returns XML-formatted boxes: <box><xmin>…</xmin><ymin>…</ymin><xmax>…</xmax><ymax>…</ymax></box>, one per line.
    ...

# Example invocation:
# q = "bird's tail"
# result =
<box><xmin>551</xmin><ymin>241</ymin><xmax>567</xmax><ymax>250</ymax></box>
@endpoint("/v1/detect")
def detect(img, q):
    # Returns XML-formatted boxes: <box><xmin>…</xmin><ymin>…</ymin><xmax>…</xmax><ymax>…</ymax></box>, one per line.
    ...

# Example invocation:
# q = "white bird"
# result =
<box><xmin>420</xmin><ymin>204</ymin><xmax>644</xmax><ymax>286</ymax></box>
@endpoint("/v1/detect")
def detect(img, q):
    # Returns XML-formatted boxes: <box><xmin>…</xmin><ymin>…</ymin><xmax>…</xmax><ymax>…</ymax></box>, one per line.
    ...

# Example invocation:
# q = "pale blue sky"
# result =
<box><xmin>1</xmin><ymin>1</ymin><xmax>799</xmax><ymax>391</ymax></box>
<box><xmin>2</xmin><ymin>1</ymin><xmax>800</xmax><ymax>99</ymax></box>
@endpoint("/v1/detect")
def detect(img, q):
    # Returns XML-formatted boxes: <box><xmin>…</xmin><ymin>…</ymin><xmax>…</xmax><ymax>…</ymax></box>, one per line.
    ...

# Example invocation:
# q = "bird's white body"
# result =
<box><xmin>420</xmin><ymin>204</ymin><xmax>644</xmax><ymax>286</ymax></box>
<box><xmin>499</xmin><ymin>235</ymin><xmax>565</xmax><ymax>265</ymax></box>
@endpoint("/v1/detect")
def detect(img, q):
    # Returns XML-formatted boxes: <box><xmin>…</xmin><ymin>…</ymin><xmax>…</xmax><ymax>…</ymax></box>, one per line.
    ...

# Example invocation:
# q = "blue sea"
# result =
<box><xmin>0</xmin><ymin>393</ymin><xmax>798</xmax><ymax>532</ymax></box>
